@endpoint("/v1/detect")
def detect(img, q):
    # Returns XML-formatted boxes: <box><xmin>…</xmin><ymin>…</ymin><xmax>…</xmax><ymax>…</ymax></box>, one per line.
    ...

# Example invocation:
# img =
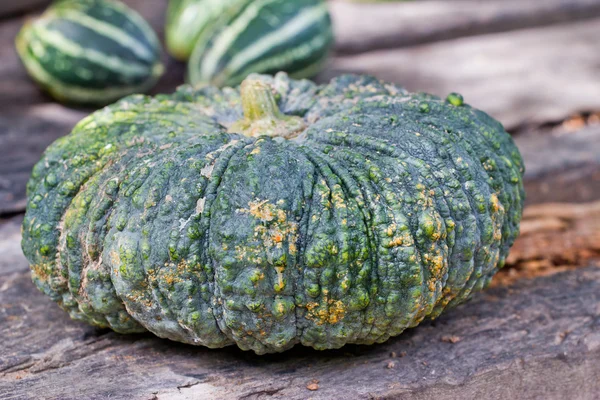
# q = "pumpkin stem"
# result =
<box><xmin>228</xmin><ymin>78</ymin><xmax>305</xmax><ymax>139</ymax></box>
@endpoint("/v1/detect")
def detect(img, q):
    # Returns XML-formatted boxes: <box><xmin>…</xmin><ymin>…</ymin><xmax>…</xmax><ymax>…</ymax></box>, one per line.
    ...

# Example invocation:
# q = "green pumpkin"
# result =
<box><xmin>22</xmin><ymin>73</ymin><xmax>524</xmax><ymax>354</ymax></box>
<box><xmin>166</xmin><ymin>0</ymin><xmax>333</xmax><ymax>87</ymax></box>
<box><xmin>16</xmin><ymin>0</ymin><xmax>164</xmax><ymax>105</ymax></box>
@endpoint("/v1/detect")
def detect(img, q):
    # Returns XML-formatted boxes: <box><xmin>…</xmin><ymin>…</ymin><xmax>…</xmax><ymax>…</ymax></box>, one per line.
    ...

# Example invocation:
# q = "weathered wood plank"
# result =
<box><xmin>320</xmin><ymin>18</ymin><xmax>600</xmax><ymax>130</ymax></box>
<box><xmin>0</xmin><ymin>105</ymin><xmax>88</xmax><ymax>214</ymax></box>
<box><xmin>496</xmin><ymin>201</ymin><xmax>600</xmax><ymax>286</ymax></box>
<box><xmin>331</xmin><ymin>0</ymin><xmax>600</xmax><ymax>54</ymax></box>
<box><xmin>516</xmin><ymin>124</ymin><xmax>600</xmax><ymax>204</ymax></box>
<box><xmin>0</xmin><ymin>1</ymin><xmax>49</xmax><ymax>19</ymax></box>
<box><xmin>0</xmin><ymin>216</ymin><xmax>599</xmax><ymax>400</ymax></box>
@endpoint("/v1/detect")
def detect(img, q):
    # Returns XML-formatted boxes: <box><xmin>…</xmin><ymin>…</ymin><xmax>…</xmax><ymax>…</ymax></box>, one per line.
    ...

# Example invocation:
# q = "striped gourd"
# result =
<box><xmin>16</xmin><ymin>0</ymin><xmax>164</xmax><ymax>106</ymax></box>
<box><xmin>172</xmin><ymin>0</ymin><xmax>333</xmax><ymax>88</ymax></box>
<box><xmin>165</xmin><ymin>0</ymin><xmax>239</xmax><ymax>61</ymax></box>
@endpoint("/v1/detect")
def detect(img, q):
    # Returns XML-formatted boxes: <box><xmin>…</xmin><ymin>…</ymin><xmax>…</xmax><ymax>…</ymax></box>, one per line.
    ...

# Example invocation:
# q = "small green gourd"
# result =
<box><xmin>16</xmin><ymin>0</ymin><xmax>163</xmax><ymax>105</ymax></box>
<box><xmin>166</xmin><ymin>0</ymin><xmax>334</xmax><ymax>87</ymax></box>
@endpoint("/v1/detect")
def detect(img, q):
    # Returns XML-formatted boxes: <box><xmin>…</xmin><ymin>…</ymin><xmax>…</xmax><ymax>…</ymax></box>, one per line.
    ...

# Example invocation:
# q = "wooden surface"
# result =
<box><xmin>516</xmin><ymin>124</ymin><xmax>600</xmax><ymax>204</ymax></box>
<box><xmin>1</xmin><ymin>0</ymin><xmax>600</xmax><ymax>399</ymax></box>
<box><xmin>0</xmin><ymin>215</ymin><xmax>599</xmax><ymax>400</ymax></box>
<box><xmin>331</xmin><ymin>0</ymin><xmax>600</xmax><ymax>54</ymax></box>
<box><xmin>499</xmin><ymin>201</ymin><xmax>600</xmax><ymax>286</ymax></box>
<box><xmin>321</xmin><ymin>18</ymin><xmax>600</xmax><ymax>129</ymax></box>
<box><xmin>0</xmin><ymin>1</ymin><xmax>49</xmax><ymax>19</ymax></box>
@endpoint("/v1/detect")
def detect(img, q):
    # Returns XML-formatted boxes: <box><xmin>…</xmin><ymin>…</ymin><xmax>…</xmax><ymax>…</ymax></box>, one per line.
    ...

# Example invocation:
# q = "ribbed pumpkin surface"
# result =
<box><xmin>16</xmin><ymin>0</ymin><xmax>163</xmax><ymax>105</ymax></box>
<box><xmin>22</xmin><ymin>73</ymin><xmax>524</xmax><ymax>354</ymax></box>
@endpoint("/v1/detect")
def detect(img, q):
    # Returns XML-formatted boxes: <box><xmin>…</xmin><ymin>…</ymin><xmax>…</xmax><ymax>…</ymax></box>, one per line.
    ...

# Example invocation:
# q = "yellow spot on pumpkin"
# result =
<box><xmin>277</xmin><ymin>209</ymin><xmax>286</xmax><ymax>223</ymax></box>
<box><xmin>490</xmin><ymin>194</ymin><xmax>501</xmax><ymax>213</ymax></box>
<box><xmin>236</xmin><ymin>199</ymin><xmax>299</xmax><ymax>259</ymax></box>
<box><xmin>241</xmin><ymin>199</ymin><xmax>275</xmax><ymax>221</ymax></box>
<box><xmin>289</xmin><ymin>243</ymin><xmax>297</xmax><ymax>255</ymax></box>
<box><xmin>489</xmin><ymin>194</ymin><xmax>504</xmax><ymax>241</ymax></box>
<box><xmin>328</xmin><ymin>300</ymin><xmax>346</xmax><ymax>324</ymax></box>
<box><xmin>389</xmin><ymin>236</ymin><xmax>404</xmax><ymax>247</ymax></box>
<box><xmin>305</xmin><ymin>299</ymin><xmax>346</xmax><ymax>325</ymax></box>
<box><xmin>386</xmin><ymin>224</ymin><xmax>397</xmax><ymax>237</ymax></box>
<box><xmin>331</xmin><ymin>190</ymin><xmax>346</xmax><ymax>208</ymax></box>
<box><xmin>109</xmin><ymin>250</ymin><xmax>120</xmax><ymax>265</ymax></box>
<box><xmin>428</xmin><ymin>280</ymin><xmax>437</xmax><ymax>292</ymax></box>
<box><xmin>30</xmin><ymin>263</ymin><xmax>51</xmax><ymax>282</ymax></box>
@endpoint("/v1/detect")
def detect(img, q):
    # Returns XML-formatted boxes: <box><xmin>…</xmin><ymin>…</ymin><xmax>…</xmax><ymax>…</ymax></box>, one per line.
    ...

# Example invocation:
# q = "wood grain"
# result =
<box><xmin>0</xmin><ymin>1</ymin><xmax>49</xmax><ymax>19</ymax></box>
<box><xmin>0</xmin><ymin>216</ymin><xmax>598</xmax><ymax>400</ymax></box>
<box><xmin>516</xmin><ymin>124</ymin><xmax>600</xmax><ymax>204</ymax></box>
<box><xmin>331</xmin><ymin>0</ymin><xmax>600</xmax><ymax>54</ymax></box>
<box><xmin>495</xmin><ymin>201</ymin><xmax>600</xmax><ymax>286</ymax></box>
<box><xmin>319</xmin><ymin>18</ymin><xmax>600</xmax><ymax>130</ymax></box>
<box><xmin>0</xmin><ymin>105</ymin><xmax>87</xmax><ymax>214</ymax></box>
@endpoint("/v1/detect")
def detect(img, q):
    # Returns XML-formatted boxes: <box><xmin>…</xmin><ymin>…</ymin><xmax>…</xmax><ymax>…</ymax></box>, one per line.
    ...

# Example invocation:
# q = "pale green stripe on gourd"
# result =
<box><xmin>50</xmin><ymin>10</ymin><xmax>157</xmax><ymax>62</ymax></box>
<box><xmin>215</xmin><ymin>3</ymin><xmax>330</xmax><ymax>80</ymax></box>
<box><xmin>29</xmin><ymin>21</ymin><xmax>151</xmax><ymax>77</ymax></box>
<box><xmin>186</xmin><ymin>0</ymin><xmax>333</xmax><ymax>87</ymax></box>
<box><xmin>16</xmin><ymin>41</ymin><xmax>163</xmax><ymax>104</ymax></box>
<box><xmin>15</xmin><ymin>0</ymin><xmax>163</xmax><ymax>105</ymax></box>
<box><xmin>166</xmin><ymin>0</ymin><xmax>249</xmax><ymax>61</ymax></box>
<box><xmin>194</xmin><ymin>0</ymin><xmax>276</xmax><ymax>80</ymax></box>
<box><xmin>52</xmin><ymin>0</ymin><xmax>161</xmax><ymax>52</ymax></box>
<box><xmin>224</xmin><ymin>32</ymin><xmax>331</xmax><ymax>89</ymax></box>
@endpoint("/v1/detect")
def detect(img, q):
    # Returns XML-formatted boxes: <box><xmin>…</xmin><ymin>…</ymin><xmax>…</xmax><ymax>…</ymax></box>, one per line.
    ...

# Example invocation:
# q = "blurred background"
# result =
<box><xmin>1</xmin><ymin>1</ymin><xmax>599</xmax><ymax>398</ymax></box>
<box><xmin>1</xmin><ymin>0</ymin><xmax>599</xmax><ymax>281</ymax></box>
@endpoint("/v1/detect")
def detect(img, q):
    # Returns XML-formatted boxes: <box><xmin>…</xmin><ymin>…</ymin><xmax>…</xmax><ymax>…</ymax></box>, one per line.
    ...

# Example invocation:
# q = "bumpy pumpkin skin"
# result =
<box><xmin>22</xmin><ymin>73</ymin><xmax>524</xmax><ymax>354</ymax></box>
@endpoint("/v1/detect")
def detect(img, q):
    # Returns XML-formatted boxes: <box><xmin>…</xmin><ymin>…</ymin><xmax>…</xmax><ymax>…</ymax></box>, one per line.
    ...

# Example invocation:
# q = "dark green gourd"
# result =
<box><xmin>165</xmin><ymin>0</ymin><xmax>232</xmax><ymax>61</ymax></box>
<box><xmin>22</xmin><ymin>73</ymin><xmax>524</xmax><ymax>354</ymax></box>
<box><xmin>16</xmin><ymin>0</ymin><xmax>163</xmax><ymax>105</ymax></box>
<box><xmin>168</xmin><ymin>0</ymin><xmax>333</xmax><ymax>87</ymax></box>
